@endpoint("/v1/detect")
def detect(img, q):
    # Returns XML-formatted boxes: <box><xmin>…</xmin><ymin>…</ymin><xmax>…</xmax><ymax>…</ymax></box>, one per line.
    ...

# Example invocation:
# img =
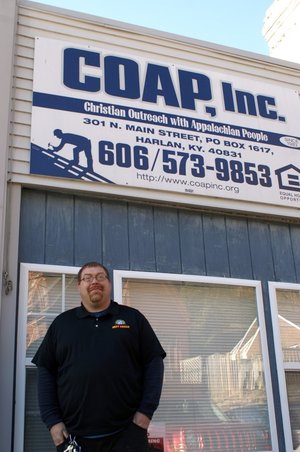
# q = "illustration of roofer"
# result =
<box><xmin>49</xmin><ymin>129</ymin><xmax>93</xmax><ymax>171</ymax></box>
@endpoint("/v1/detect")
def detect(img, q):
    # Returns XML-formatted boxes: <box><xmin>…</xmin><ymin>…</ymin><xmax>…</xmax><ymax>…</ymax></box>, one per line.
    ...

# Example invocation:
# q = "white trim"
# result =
<box><xmin>114</xmin><ymin>270</ymin><xmax>279</xmax><ymax>452</ymax></box>
<box><xmin>10</xmin><ymin>174</ymin><xmax>300</xmax><ymax>220</ymax></box>
<box><xmin>14</xmin><ymin>264</ymin><xmax>30</xmax><ymax>452</ymax></box>
<box><xmin>114</xmin><ymin>270</ymin><xmax>266</xmax><ymax>296</ymax></box>
<box><xmin>255</xmin><ymin>282</ymin><xmax>279</xmax><ymax>452</ymax></box>
<box><xmin>62</xmin><ymin>273</ymin><xmax>66</xmax><ymax>312</ymax></box>
<box><xmin>284</xmin><ymin>363</ymin><xmax>300</xmax><ymax>370</ymax></box>
<box><xmin>18</xmin><ymin>262</ymin><xmax>81</xmax><ymax>275</ymax></box>
<box><xmin>14</xmin><ymin>263</ymin><xmax>79</xmax><ymax>452</ymax></box>
<box><xmin>268</xmin><ymin>281</ymin><xmax>300</xmax><ymax>452</ymax></box>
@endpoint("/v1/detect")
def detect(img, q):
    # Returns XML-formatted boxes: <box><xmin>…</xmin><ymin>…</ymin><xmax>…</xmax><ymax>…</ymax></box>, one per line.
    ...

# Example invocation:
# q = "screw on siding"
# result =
<box><xmin>2</xmin><ymin>271</ymin><xmax>13</xmax><ymax>295</ymax></box>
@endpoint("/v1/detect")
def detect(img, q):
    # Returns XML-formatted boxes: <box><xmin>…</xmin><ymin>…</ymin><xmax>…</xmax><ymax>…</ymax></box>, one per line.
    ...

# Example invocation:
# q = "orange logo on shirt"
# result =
<box><xmin>112</xmin><ymin>319</ymin><xmax>130</xmax><ymax>329</ymax></box>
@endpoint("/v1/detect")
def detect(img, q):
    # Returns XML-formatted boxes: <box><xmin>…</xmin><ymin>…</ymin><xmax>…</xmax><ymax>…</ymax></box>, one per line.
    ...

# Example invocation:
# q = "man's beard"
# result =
<box><xmin>88</xmin><ymin>285</ymin><xmax>103</xmax><ymax>303</ymax></box>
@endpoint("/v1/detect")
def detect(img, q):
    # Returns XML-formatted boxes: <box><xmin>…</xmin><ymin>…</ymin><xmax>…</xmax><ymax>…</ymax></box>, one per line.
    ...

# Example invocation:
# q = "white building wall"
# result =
<box><xmin>0</xmin><ymin>0</ymin><xmax>16</xmax><ymax>305</ymax></box>
<box><xmin>0</xmin><ymin>1</ymin><xmax>18</xmax><ymax>449</ymax></box>
<box><xmin>10</xmin><ymin>0</ymin><xmax>300</xmax><ymax>219</ymax></box>
<box><xmin>263</xmin><ymin>0</ymin><xmax>300</xmax><ymax>64</ymax></box>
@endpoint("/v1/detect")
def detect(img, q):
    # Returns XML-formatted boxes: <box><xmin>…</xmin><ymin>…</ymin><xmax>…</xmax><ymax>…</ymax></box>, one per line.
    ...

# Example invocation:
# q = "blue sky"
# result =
<box><xmin>33</xmin><ymin>0</ymin><xmax>273</xmax><ymax>55</ymax></box>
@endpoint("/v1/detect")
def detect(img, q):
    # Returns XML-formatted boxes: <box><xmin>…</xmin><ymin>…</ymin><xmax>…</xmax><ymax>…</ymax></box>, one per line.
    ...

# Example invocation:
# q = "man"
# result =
<box><xmin>32</xmin><ymin>262</ymin><xmax>166</xmax><ymax>451</ymax></box>
<box><xmin>49</xmin><ymin>129</ymin><xmax>93</xmax><ymax>171</ymax></box>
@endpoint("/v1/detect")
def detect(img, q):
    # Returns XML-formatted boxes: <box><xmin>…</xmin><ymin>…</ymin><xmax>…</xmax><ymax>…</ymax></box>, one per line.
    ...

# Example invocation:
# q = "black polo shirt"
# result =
<box><xmin>32</xmin><ymin>301</ymin><xmax>166</xmax><ymax>436</ymax></box>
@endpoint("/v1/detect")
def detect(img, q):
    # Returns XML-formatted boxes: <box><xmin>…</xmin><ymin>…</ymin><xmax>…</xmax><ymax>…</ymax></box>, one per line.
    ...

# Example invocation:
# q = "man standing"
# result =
<box><xmin>32</xmin><ymin>262</ymin><xmax>166</xmax><ymax>451</ymax></box>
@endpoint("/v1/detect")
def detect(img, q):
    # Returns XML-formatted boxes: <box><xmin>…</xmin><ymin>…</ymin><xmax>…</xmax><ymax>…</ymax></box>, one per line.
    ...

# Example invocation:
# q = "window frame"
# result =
<box><xmin>14</xmin><ymin>263</ymin><xmax>279</xmax><ymax>451</ymax></box>
<box><xmin>269</xmin><ymin>281</ymin><xmax>300</xmax><ymax>452</ymax></box>
<box><xmin>14</xmin><ymin>263</ymin><xmax>80</xmax><ymax>452</ymax></box>
<box><xmin>114</xmin><ymin>270</ymin><xmax>279</xmax><ymax>451</ymax></box>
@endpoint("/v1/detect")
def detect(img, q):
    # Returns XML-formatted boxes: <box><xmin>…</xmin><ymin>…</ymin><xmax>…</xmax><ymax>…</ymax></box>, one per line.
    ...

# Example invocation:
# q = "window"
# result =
<box><xmin>115</xmin><ymin>271</ymin><xmax>277</xmax><ymax>452</ymax></box>
<box><xmin>15</xmin><ymin>265</ymin><xmax>277</xmax><ymax>451</ymax></box>
<box><xmin>15</xmin><ymin>264</ymin><xmax>79</xmax><ymax>452</ymax></box>
<box><xmin>269</xmin><ymin>283</ymin><xmax>300</xmax><ymax>452</ymax></box>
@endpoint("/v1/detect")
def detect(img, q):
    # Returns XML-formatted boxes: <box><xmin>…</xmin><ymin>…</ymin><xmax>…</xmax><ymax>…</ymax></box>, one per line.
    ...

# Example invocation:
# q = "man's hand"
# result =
<box><xmin>133</xmin><ymin>411</ymin><xmax>151</xmax><ymax>430</ymax></box>
<box><xmin>50</xmin><ymin>422</ymin><xmax>69</xmax><ymax>446</ymax></box>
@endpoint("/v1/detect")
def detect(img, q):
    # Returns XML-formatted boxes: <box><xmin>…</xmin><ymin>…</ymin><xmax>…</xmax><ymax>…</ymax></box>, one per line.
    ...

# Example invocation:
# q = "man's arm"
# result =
<box><xmin>134</xmin><ymin>355</ymin><xmax>164</xmax><ymax>429</ymax></box>
<box><xmin>51</xmin><ymin>139</ymin><xmax>64</xmax><ymax>152</ymax></box>
<box><xmin>37</xmin><ymin>367</ymin><xmax>68</xmax><ymax>445</ymax></box>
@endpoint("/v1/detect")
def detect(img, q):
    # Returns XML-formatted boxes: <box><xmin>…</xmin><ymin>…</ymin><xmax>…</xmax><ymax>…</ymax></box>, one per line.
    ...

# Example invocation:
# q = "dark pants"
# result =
<box><xmin>56</xmin><ymin>423</ymin><xmax>149</xmax><ymax>452</ymax></box>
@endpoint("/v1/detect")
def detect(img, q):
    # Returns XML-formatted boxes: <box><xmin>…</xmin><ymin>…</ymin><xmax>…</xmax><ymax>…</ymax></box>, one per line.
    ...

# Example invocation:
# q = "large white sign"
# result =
<box><xmin>30</xmin><ymin>37</ymin><xmax>300</xmax><ymax>208</ymax></box>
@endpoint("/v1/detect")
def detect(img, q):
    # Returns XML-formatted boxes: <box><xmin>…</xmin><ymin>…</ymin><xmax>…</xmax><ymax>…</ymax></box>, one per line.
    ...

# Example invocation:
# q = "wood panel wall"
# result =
<box><xmin>19</xmin><ymin>188</ymin><xmax>300</xmax><ymax>284</ymax></box>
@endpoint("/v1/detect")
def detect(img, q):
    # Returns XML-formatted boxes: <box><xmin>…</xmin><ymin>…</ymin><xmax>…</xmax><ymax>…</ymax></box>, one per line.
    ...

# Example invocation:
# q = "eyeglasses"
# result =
<box><xmin>80</xmin><ymin>274</ymin><xmax>108</xmax><ymax>283</ymax></box>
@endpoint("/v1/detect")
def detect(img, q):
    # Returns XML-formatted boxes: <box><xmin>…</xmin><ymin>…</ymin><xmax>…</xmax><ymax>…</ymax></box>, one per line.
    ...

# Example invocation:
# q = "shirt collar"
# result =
<box><xmin>76</xmin><ymin>300</ymin><xmax>119</xmax><ymax>318</ymax></box>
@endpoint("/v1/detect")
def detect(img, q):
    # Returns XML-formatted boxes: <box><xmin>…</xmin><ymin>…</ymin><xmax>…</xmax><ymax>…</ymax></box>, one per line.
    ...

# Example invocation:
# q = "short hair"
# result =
<box><xmin>77</xmin><ymin>262</ymin><xmax>110</xmax><ymax>283</ymax></box>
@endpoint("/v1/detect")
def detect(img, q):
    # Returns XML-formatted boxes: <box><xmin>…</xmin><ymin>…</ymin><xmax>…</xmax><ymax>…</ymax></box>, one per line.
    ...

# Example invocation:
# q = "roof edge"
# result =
<box><xmin>17</xmin><ymin>0</ymin><xmax>300</xmax><ymax>71</ymax></box>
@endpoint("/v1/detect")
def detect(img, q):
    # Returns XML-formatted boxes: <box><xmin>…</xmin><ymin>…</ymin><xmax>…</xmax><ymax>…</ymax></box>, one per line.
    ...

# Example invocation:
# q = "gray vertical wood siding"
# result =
<box><xmin>19</xmin><ymin>188</ymin><xmax>300</xmax><ymax>284</ymax></box>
